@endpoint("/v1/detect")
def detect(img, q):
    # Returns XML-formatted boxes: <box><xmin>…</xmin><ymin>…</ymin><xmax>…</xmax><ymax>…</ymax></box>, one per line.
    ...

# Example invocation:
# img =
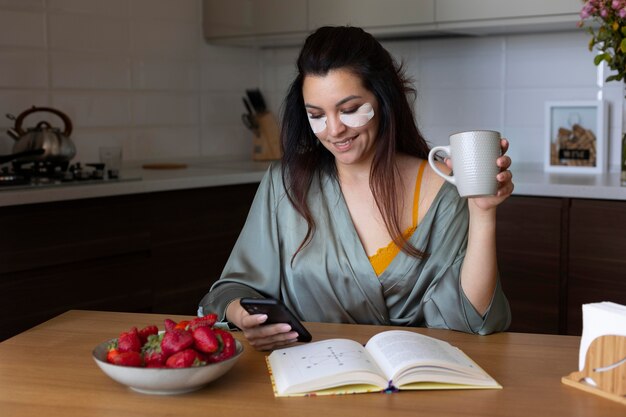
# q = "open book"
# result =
<box><xmin>266</xmin><ymin>330</ymin><xmax>501</xmax><ymax>397</ymax></box>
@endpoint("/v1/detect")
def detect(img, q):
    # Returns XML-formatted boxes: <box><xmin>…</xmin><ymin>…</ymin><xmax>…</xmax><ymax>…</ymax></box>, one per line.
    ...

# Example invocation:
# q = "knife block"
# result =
<box><xmin>561</xmin><ymin>334</ymin><xmax>626</xmax><ymax>405</ymax></box>
<box><xmin>252</xmin><ymin>112</ymin><xmax>282</xmax><ymax>161</ymax></box>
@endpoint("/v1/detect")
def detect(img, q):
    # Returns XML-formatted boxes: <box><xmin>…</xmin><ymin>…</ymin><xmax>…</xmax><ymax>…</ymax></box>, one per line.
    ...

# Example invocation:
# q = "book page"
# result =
<box><xmin>365</xmin><ymin>330</ymin><xmax>489</xmax><ymax>385</ymax></box>
<box><xmin>267</xmin><ymin>338</ymin><xmax>388</xmax><ymax>396</ymax></box>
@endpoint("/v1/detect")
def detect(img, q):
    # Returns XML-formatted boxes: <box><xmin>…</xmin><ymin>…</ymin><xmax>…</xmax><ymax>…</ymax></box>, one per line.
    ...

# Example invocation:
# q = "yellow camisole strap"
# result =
<box><xmin>368</xmin><ymin>160</ymin><xmax>427</xmax><ymax>276</ymax></box>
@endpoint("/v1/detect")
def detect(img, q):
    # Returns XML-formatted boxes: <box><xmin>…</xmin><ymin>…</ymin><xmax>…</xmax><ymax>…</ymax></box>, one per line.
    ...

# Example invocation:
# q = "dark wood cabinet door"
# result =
<box><xmin>148</xmin><ymin>184</ymin><xmax>259</xmax><ymax>315</ymax></box>
<box><xmin>567</xmin><ymin>199</ymin><xmax>626</xmax><ymax>335</ymax></box>
<box><xmin>0</xmin><ymin>183</ymin><xmax>259</xmax><ymax>341</ymax></box>
<box><xmin>496</xmin><ymin>196</ymin><xmax>565</xmax><ymax>334</ymax></box>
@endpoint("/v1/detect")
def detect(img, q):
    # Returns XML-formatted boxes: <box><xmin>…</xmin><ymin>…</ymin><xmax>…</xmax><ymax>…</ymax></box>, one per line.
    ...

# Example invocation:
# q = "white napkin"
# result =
<box><xmin>579</xmin><ymin>302</ymin><xmax>626</xmax><ymax>371</ymax></box>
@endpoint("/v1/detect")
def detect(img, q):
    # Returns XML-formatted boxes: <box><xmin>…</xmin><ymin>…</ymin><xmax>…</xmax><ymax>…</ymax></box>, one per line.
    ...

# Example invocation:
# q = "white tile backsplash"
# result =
<box><xmin>0</xmin><ymin>50</ymin><xmax>48</xmax><ymax>88</ymax></box>
<box><xmin>51</xmin><ymin>53</ymin><xmax>132</xmax><ymax>89</ymax></box>
<box><xmin>0</xmin><ymin>0</ymin><xmax>44</xmax><ymax>10</ymax></box>
<box><xmin>132</xmin><ymin>93</ymin><xmax>199</xmax><ymax>126</ymax></box>
<box><xmin>0</xmin><ymin>1</ymin><xmax>623</xmax><ymax>169</ymax></box>
<box><xmin>132</xmin><ymin>58</ymin><xmax>200</xmax><ymax>91</ymax></box>
<box><xmin>0</xmin><ymin>0</ymin><xmax>255</xmax><ymax>162</ymax></box>
<box><xmin>52</xmin><ymin>93</ymin><xmax>132</xmax><ymax>127</ymax></box>
<box><xmin>49</xmin><ymin>13</ymin><xmax>130</xmax><ymax>52</ymax></box>
<box><xmin>49</xmin><ymin>0</ymin><xmax>129</xmax><ymax>17</ymax></box>
<box><xmin>131</xmin><ymin>126</ymin><xmax>200</xmax><ymax>158</ymax></box>
<box><xmin>130</xmin><ymin>18</ymin><xmax>201</xmax><ymax>58</ymax></box>
<box><xmin>0</xmin><ymin>10</ymin><xmax>46</xmax><ymax>47</ymax></box>
<box><xmin>130</xmin><ymin>0</ymin><xmax>198</xmax><ymax>22</ymax></box>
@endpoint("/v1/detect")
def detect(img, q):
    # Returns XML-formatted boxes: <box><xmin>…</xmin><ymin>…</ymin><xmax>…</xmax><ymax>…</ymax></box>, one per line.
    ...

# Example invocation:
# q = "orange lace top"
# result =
<box><xmin>368</xmin><ymin>160</ymin><xmax>427</xmax><ymax>276</ymax></box>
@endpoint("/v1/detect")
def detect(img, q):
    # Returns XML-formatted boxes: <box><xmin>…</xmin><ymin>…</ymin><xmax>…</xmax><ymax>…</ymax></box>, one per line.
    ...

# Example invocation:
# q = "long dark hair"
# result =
<box><xmin>281</xmin><ymin>26</ymin><xmax>430</xmax><ymax>263</ymax></box>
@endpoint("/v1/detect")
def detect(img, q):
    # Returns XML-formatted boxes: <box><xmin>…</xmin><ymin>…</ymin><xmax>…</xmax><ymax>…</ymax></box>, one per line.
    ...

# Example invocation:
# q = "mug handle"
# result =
<box><xmin>427</xmin><ymin>146</ymin><xmax>456</xmax><ymax>186</ymax></box>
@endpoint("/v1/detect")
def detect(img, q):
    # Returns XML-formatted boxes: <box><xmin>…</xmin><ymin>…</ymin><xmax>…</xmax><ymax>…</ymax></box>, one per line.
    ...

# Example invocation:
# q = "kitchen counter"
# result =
<box><xmin>512</xmin><ymin>164</ymin><xmax>626</xmax><ymax>200</ymax></box>
<box><xmin>1</xmin><ymin>159</ymin><xmax>625</xmax><ymax>207</ymax></box>
<box><xmin>0</xmin><ymin>157</ymin><xmax>272</xmax><ymax>207</ymax></box>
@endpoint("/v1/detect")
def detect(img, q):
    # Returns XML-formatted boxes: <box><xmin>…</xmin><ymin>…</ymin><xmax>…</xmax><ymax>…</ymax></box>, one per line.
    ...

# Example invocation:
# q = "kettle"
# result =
<box><xmin>6</xmin><ymin>106</ymin><xmax>76</xmax><ymax>163</ymax></box>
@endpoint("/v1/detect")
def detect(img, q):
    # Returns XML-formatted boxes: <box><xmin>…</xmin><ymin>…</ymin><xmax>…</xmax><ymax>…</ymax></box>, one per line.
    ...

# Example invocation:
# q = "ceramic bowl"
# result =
<box><xmin>92</xmin><ymin>338</ymin><xmax>243</xmax><ymax>395</ymax></box>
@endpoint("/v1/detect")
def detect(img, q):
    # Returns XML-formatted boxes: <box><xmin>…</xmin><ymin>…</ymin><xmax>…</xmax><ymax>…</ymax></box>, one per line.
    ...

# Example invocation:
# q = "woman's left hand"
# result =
<box><xmin>469</xmin><ymin>138</ymin><xmax>514</xmax><ymax>211</ymax></box>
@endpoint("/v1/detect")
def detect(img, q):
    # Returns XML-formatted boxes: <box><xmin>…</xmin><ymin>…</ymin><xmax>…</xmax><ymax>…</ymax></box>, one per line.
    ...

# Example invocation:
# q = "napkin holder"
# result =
<box><xmin>561</xmin><ymin>334</ymin><xmax>626</xmax><ymax>405</ymax></box>
<box><xmin>252</xmin><ymin>112</ymin><xmax>282</xmax><ymax>161</ymax></box>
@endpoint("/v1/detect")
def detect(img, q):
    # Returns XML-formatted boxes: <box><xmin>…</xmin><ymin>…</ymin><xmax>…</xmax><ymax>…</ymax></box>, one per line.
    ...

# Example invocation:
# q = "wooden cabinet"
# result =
<box><xmin>0</xmin><ymin>183</ymin><xmax>258</xmax><ymax>341</ymax></box>
<box><xmin>202</xmin><ymin>0</ymin><xmax>307</xmax><ymax>45</ymax></box>
<box><xmin>203</xmin><ymin>0</ymin><xmax>582</xmax><ymax>46</ymax></box>
<box><xmin>436</xmin><ymin>0</ymin><xmax>581</xmax><ymax>22</ymax></box>
<box><xmin>4</xmin><ymin>186</ymin><xmax>623</xmax><ymax>340</ymax></box>
<box><xmin>308</xmin><ymin>0</ymin><xmax>435</xmax><ymax>34</ymax></box>
<box><xmin>567</xmin><ymin>199</ymin><xmax>626</xmax><ymax>335</ymax></box>
<box><xmin>496</xmin><ymin>196</ymin><xmax>565</xmax><ymax>334</ymax></box>
<box><xmin>497</xmin><ymin>196</ymin><xmax>626</xmax><ymax>336</ymax></box>
<box><xmin>435</xmin><ymin>0</ymin><xmax>581</xmax><ymax>35</ymax></box>
<box><xmin>148</xmin><ymin>185</ymin><xmax>258</xmax><ymax>314</ymax></box>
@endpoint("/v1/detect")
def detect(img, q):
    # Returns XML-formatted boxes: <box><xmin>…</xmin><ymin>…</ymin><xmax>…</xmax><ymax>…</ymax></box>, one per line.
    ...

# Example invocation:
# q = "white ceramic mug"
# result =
<box><xmin>427</xmin><ymin>130</ymin><xmax>501</xmax><ymax>197</ymax></box>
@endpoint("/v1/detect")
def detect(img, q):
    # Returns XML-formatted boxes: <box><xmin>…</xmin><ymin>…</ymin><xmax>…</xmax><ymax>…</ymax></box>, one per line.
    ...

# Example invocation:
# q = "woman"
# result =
<box><xmin>199</xmin><ymin>26</ymin><xmax>513</xmax><ymax>350</ymax></box>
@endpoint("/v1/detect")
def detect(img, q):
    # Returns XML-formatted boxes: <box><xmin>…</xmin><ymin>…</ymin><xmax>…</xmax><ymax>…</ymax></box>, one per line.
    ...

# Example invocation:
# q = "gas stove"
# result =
<box><xmin>0</xmin><ymin>160</ymin><xmax>131</xmax><ymax>190</ymax></box>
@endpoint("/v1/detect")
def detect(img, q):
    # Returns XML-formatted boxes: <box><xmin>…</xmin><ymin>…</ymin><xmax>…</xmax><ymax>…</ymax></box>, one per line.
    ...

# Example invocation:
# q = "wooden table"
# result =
<box><xmin>0</xmin><ymin>310</ymin><xmax>623</xmax><ymax>417</ymax></box>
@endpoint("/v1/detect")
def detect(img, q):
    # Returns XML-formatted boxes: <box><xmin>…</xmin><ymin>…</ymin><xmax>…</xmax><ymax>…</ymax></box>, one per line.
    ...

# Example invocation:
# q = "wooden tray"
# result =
<box><xmin>142</xmin><ymin>163</ymin><xmax>187</xmax><ymax>170</ymax></box>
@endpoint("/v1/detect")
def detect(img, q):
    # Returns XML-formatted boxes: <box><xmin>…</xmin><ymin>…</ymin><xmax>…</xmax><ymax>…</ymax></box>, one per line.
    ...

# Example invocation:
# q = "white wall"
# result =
<box><xmin>262</xmin><ymin>31</ymin><xmax>624</xmax><ymax>171</ymax></box>
<box><xmin>1</xmin><ymin>0</ymin><xmax>623</xmax><ymax>171</ymax></box>
<box><xmin>0</xmin><ymin>0</ymin><xmax>259</xmax><ymax>163</ymax></box>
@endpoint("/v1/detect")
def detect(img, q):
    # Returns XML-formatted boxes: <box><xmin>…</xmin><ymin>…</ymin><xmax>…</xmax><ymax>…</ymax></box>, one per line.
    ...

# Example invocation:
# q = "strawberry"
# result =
<box><xmin>174</xmin><ymin>320</ymin><xmax>190</xmax><ymax>331</ymax></box>
<box><xmin>188</xmin><ymin>314</ymin><xmax>218</xmax><ymax>331</ymax></box>
<box><xmin>137</xmin><ymin>325</ymin><xmax>158</xmax><ymax>345</ymax></box>
<box><xmin>106</xmin><ymin>348</ymin><xmax>120</xmax><ymax>364</ymax></box>
<box><xmin>109</xmin><ymin>351</ymin><xmax>143</xmax><ymax>367</ymax></box>
<box><xmin>160</xmin><ymin>329</ymin><xmax>194</xmax><ymax>356</ymax></box>
<box><xmin>165</xmin><ymin>348</ymin><xmax>206</xmax><ymax>368</ymax></box>
<box><xmin>192</xmin><ymin>326</ymin><xmax>219</xmax><ymax>353</ymax></box>
<box><xmin>206</xmin><ymin>329</ymin><xmax>236</xmax><ymax>363</ymax></box>
<box><xmin>118</xmin><ymin>327</ymin><xmax>142</xmax><ymax>353</ymax></box>
<box><xmin>141</xmin><ymin>333</ymin><xmax>167</xmax><ymax>368</ymax></box>
<box><xmin>164</xmin><ymin>319</ymin><xmax>177</xmax><ymax>332</ymax></box>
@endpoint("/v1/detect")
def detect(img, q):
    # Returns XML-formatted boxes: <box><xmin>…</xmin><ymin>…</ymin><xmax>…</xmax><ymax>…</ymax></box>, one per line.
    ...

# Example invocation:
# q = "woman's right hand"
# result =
<box><xmin>226</xmin><ymin>299</ymin><xmax>300</xmax><ymax>351</ymax></box>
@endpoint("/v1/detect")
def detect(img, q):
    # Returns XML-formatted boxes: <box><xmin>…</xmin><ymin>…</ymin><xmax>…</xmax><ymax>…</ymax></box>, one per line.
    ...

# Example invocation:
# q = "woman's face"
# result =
<box><xmin>302</xmin><ymin>69</ymin><xmax>379</xmax><ymax>169</ymax></box>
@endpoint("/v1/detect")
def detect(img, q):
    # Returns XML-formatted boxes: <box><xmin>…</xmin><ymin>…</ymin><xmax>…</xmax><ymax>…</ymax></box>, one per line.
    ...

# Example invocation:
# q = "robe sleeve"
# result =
<box><xmin>198</xmin><ymin>164</ymin><xmax>283</xmax><ymax>321</ymax></box>
<box><xmin>419</xmin><ymin>189</ymin><xmax>511</xmax><ymax>335</ymax></box>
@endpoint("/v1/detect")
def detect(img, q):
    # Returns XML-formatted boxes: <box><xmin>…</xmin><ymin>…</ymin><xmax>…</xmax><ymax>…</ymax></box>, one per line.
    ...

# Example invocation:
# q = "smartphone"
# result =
<box><xmin>239</xmin><ymin>298</ymin><xmax>312</xmax><ymax>343</ymax></box>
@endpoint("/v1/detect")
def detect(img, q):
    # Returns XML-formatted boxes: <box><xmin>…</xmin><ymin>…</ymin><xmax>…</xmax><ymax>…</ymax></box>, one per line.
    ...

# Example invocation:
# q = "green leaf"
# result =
<box><xmin>594</xmin><ymin>53</ymin><xmax>609</xmax><ymax>66</ymax></box>
<box><xmin>621</xmin><ymin>38</ymin><xmax>626</xmax><ymax>54</ymax></box>
<box><xmin>606</xmin><ymin>74</ymin><xmax>620</xmax><ymax>82</ymax></box>
<box><xmin>621</xmin><ymin>26</ymin><xmax>626</xmax><ymax>36</ymax></box>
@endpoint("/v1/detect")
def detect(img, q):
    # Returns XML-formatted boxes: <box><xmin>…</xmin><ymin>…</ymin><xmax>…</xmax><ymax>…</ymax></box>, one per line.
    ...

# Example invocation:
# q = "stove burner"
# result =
<box><xmin>0</xmin><ymin>174</ymin><xmax>29</xmax><ymax>186</ymax></box>
<box><xmin>0</xmin><ymin>160</ymin><xmax>121</xmax><ymax>189</ymax></box>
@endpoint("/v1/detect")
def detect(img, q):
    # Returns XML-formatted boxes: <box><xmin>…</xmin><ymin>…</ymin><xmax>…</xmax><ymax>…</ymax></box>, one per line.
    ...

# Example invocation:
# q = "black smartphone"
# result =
<box><xmin>239</xmin><ymin>298</ymin><xmax>312</xmax><ymax>343</ymax></box>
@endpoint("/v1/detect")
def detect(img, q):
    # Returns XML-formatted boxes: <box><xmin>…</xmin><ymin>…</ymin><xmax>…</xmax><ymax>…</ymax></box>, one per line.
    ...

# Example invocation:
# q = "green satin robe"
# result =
<box><xmin>199</xmin><ymin>163</ymin><xmax>511</xmax><ymax>335</ymax></box>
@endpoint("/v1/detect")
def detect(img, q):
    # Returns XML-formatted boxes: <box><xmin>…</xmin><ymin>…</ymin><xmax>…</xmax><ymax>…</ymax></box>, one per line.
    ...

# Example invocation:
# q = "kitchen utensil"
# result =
<box><xmin>242</xmin><ymin>97</ymin><xmax>260</xmax><ymax>136</ymax></box>
<box><xmin>245</xmin><ymin>89</ymin><xmax>267</xmax><ymax>113</ymax></box>
<box><xmin>0</xmin><ymin>149</ymin><xmax>45</xmax><ymax>164</ymax></box>
<box><xmin>242</xmin><ymin>97</ymin><xmax>254</xmax><ymax>116</ymax></box>
<box><xmin>6</xmin><ymin>106</ymin><xmax>76</xmax><ymax>163</ymax></box>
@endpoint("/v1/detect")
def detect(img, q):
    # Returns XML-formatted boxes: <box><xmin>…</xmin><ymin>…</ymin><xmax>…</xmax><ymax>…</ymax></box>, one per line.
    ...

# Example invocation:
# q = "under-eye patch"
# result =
<box><xmin>339</xmin><ymin>103</ymin><xmax>374</xmax><ymax>128</ymax></box>
<box><xmin>307</xmin><ymin>114</ymin><xmax>327</xmax><ymax>134</ymax></box>
<box><xmin>306</xmin><ymin>103</ymin><xmax>375</xmax><ymax>134</ymax></box>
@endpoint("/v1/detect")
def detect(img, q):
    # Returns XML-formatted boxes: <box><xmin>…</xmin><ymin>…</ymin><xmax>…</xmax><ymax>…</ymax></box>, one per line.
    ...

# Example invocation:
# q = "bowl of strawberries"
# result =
<box><xmin>92</xmin><ymin>314</ymin><xmax>243</xmax><ymax>395</ymax></box>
